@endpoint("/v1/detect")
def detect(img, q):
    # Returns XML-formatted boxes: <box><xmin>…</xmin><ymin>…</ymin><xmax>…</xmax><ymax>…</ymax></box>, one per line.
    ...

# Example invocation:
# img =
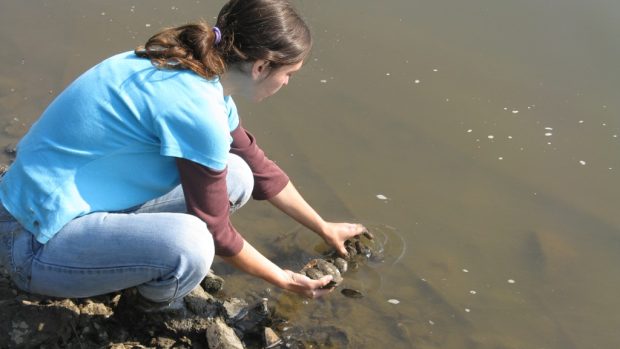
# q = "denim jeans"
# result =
<box><xmin>0</xmin><ymin>154</ymin><xmax>253</xmax><ymax>302</ymax></box>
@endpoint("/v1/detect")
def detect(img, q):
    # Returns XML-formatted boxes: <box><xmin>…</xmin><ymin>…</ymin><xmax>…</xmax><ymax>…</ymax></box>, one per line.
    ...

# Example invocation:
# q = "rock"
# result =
<box><xmin>206</xmin><ymin>316</ymin><xmax>244</xmax><ymax>349</ymax></box>
<box><xmin>202</xmin><ymin>270</ymin><xmax>225</xmax><ymax>293</ymax></box>
<box><xmin>80</xmin><ymin>299</ymin><xmax>114</xmax><ymax>317</ymax></box>
<box><xmin>0</xmin><ymin>300</ymin><xmax>77</xmax><ymax>348</ymax></box>
<box><xmin>300</xmin><ymin>259</ymin><xmax>343</xmax><ymax>288</ymax></box>
<box><xmin>222</xmin><ymin>298</ymin><xmax>248</xmax><ymax>323</ymax></box>
<box><xmin>150</xmin><ymin>336</ymin><xmax>177</xmax><ymax>349</ymax></box>
<box><xmin>184</xmin><ymin>285</ymin><xmax>217</xmax><ymax>317</ymax></box>
<box><xmin>264</xmin><ymin>327</ymin><xmax>282</xmax><ymax>348</ymax></box>
<box><xmin>233</xmin><ymin>298</ymin><xmax>270</xmax><ymax>335</ymax></box>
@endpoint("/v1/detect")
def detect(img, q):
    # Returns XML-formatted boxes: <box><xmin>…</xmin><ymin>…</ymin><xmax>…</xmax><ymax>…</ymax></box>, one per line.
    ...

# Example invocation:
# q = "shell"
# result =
<box><xmin>301</xmin><ymin>259</ymin><xmax>343</xmax><ymax>288</ymax></box>
<box><xmin>341</xmin><ymin>288</ymin><xmax>364</xmax><ymax>298</ymax></box>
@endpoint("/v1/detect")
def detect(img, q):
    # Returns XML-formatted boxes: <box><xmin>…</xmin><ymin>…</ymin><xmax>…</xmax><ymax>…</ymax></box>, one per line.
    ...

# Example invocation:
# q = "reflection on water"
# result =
<box><xmin>2</xmin><ymin>0</ymin><xmax>620</xmax><ymax>348</ymax></box>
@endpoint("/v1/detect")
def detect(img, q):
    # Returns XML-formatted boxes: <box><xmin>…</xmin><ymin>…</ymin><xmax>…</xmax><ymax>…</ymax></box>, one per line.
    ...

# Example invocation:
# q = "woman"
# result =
<box><xmin>0</xmin><ymin>0</ymin><xmax>365</xmax><ymax>309</ymax></box>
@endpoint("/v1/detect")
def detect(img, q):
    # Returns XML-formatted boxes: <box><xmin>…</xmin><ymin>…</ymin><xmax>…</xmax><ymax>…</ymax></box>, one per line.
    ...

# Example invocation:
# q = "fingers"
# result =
<box><xmin>307</xmin><ymin>275</ymin><xmax>334</xmax><ymax>298</ymax></box>
<box><xmin>347</xmin><ymin>223</ymin><xmax>366</xmax><ymax>237</ymax></box>
<box><xmin>317</xmin><ymin>274</ymin><xmax>333</xmax><ymax>288</ymax></box>
<box><xmin>286</xmin><ymin>271</ymin><xmax>334</xmax><ymax>299</ymax></box>
<box><xmin>337</xmin><ymin>245</ymin><xmax>348</xmax><ymax>257</ymax></box>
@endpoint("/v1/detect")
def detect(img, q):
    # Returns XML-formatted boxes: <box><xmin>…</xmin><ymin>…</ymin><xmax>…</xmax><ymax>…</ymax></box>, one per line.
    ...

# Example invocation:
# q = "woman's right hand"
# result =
<box><xmin>282</xmin><ymin>270</ymin><xmax>334</xmax><ymax>298</ymax></box>
<box><xmin>223</xmin><ymin>240</ymin><xmax>335</xmax><ymax>299</ymax></box>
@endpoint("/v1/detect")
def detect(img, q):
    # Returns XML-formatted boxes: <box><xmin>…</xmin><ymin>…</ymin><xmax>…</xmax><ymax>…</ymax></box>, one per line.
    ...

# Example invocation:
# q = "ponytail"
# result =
<box><xmin>135</xmin><ymin>0</ymin><xmax>311</xmax><ymax>79</ymax></box>
<box><xmin>135</xmin><ymin>21</ymin><xmax>225</xmax><ymax>79</ymax></box>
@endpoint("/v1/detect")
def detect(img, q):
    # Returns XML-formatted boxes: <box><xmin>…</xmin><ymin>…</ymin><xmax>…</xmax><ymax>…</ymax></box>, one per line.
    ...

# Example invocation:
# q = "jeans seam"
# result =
<box><xmin>31</xmin><ymin>258</ymin><xmax>174</xmax><ymax>274</ymax></box>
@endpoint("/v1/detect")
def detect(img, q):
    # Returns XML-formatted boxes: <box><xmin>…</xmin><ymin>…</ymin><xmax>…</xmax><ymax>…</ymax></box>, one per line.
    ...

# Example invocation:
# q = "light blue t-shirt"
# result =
<box><xmin>0</xmin><ymin>51</ymin><xmax>240</xmax><ymax>244</ymax></box>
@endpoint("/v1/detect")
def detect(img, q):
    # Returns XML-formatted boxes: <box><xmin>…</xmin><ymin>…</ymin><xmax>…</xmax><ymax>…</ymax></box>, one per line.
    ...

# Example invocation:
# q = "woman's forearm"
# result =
<box><xmin>221</xmin><ymin>239</ymin><xmax>289</xmax><ymax>288</ymax></box>
<box><xmin>221</xmin><ymin>239</ymin><xmax>334</xmax><ymax>298</ymax></box>
<box><xmin>267</xmin><ymin>181</ymin><xmax>327</xmax><ymax>237</ymax></box>
<box><xmin>267</xmin><ymin>181</ymin><xmax>367</xmax><ymax>256</ymax></box>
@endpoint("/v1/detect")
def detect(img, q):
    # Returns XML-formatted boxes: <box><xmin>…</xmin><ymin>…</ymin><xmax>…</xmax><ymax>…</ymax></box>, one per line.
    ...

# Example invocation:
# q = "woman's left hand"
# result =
<box><xmin>320</xmin><ymin>222</ymin><xmax>367</xmax><ymax>257</ymax></box>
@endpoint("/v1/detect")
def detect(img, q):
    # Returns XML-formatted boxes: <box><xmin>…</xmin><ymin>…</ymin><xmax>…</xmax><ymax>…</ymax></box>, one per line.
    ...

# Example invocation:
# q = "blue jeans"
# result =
<box><xmin>0</xmin><ymin>154</ymin><xmax>253</xmax><ymax>302</ymax></box>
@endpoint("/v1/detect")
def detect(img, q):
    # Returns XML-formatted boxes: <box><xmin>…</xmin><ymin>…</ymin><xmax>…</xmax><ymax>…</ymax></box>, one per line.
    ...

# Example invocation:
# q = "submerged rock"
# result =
<box><xmin>264</xmin><ymin>327</ymin><xmax>283</xmax><ymax>348</ymax></box>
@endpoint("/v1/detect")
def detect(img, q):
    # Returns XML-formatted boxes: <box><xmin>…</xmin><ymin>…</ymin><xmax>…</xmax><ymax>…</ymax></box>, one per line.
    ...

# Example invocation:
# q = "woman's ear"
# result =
<box><xmin>251</xmin><ymin>59</ymin><xmax>270</xmax><ymax>80</ymax></box>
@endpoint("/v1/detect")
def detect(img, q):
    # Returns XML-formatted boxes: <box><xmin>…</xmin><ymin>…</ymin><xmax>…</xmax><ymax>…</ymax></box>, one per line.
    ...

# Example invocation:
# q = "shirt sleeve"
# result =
<box><xmin>175</xmin><ymin>157</ymin><xmax>244</xmax><ymax>257</ymax></box>
<box><xmin>154</xmin><ymin>93</ymin><xmax>231</xmax><ymax>171</ymax></box>
<box><xmin>230</xmin><ymin>122</ymin><xmax>290</xmax><ymax>200</ymax></box>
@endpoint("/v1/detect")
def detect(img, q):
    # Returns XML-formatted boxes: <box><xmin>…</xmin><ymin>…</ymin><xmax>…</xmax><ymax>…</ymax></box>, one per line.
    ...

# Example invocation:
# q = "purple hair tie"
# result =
<box><xmin>212</xmin><ymin>26</ymin><xmax>222</xmax><ymax>45</ymax></box>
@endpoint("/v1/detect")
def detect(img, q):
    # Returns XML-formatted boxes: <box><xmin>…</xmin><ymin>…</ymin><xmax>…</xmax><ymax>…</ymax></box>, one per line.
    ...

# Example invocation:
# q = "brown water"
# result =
<box><xmin>1</xmin><ymin>0</ymin><xmax>619</xmax><ymax>348</ymax></box>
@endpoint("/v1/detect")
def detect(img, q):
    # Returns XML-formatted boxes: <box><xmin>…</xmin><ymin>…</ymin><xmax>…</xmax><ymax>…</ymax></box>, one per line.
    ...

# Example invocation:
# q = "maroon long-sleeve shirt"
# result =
<box><xmin>175</xmin><ymin>122</ymin><xmax>289</xmax><ymax>256</ymax></box>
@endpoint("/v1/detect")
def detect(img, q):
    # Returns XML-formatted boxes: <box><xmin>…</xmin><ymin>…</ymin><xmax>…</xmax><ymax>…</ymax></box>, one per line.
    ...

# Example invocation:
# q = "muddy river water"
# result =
<box><xmin>1</xmin><ymin>0</ymin><xmax>619</xmax><ymax>348</ymax></box>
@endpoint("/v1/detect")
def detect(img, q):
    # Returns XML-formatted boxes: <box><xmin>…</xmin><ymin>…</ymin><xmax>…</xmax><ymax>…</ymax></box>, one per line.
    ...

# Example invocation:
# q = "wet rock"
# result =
<box><xmin>342</xmin><ymin>230</ymin><xmax>382</xmax><ymax>262</ymax></box>
<box><xmin>279</xmin><ymin>325</ymin><xmax>349</xmax><ymax>349</ymax></box>
<box><xmin>233</xmin><ymin>298</ymin><xmax>271</xmax><ymax>335</ymax></box>
<box><xmin>4</xmin><ymin>143</ymin><xmax>17</xmax><ymax>158</ymax></box>
<box><xmin>300</xmin><ymin>259</ymin><xmax>343</xmax><ymax>288</ymax></box>
<box><xmin>222</xmin><ymin>298</ymin><xmax>249</xmax><ymax>323</ymax></box>
<box><xmin>341</xmin><ymin>288</ymin><xmax>364</xmax><ymax>298</ymax></box>
<box><xmin>264</xmin><ymin>327</ymin><xmax>283</xmax><ymax>348</ymax></box>
<box><xmin>331</xmin><ymin>257</ymin><xmax>348</xmax><ymax>273</ymax></box>
<box><xmin>184</xmin><ymin>284</ymin><xmax>218</xmax><ymax>317</ymax></box>
<box><xmin>206</xmin><ymin>316</ymin><xmax>244</xmax><ymax>349</ymax></box>
<box><xmin>202</xmin><ymin>270</ymin><xmax>225</xmax><ymax>293</ymax></box>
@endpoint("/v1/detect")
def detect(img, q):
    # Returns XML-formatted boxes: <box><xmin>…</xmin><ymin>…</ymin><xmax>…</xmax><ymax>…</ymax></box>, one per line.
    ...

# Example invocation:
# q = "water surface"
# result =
<box><xmin>1</xmin><ymin>1</ymin><xmax>619</xmax><ymax>348</ymax></box>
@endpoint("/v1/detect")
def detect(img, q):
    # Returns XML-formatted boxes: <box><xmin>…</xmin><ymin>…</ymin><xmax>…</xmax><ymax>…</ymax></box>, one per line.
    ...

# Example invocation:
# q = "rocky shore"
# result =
<box><xmin>0</xmin><ymin>232</ymin><xmax>381</xmax><ymax>349</ymax></box>
<box><xmin>0</xmin><ymin>269</ymin><xmax>299</xmax><ymax>349</ymax></box>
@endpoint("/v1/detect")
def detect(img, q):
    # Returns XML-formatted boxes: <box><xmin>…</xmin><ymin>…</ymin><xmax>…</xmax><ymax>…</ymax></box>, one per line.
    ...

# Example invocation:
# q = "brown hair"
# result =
<box><xmin>135</xmin><ymin>0</ymin><xmax>312</xmax><ymax>79</ymax></box>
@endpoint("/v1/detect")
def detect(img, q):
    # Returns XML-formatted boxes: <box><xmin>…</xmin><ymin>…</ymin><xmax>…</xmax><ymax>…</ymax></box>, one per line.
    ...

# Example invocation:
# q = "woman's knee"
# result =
<box><xmin>227</xmin><ymin>154</ymin><xmax>254</xmax><ymax>211</ymax></box>
<box><xmin>175</xmin><ymin>215</ymin><xmax>215</xmax><ymax>272</ymax></box>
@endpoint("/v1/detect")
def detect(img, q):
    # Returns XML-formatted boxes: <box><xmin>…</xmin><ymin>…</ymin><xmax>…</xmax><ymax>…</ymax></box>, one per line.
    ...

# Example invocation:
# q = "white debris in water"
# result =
<box><xmin>386</xmin><ymin>73</ymin><xmax>391</xmax><ymax>76</ymax></box>
<box><xmin>467</xmin><ymin>129</ymin><xmax>473</xmax><ymax>133</ymax></box>
<box><xmin>145</xmin><ymin>23</ymin><xmax>151</xmax><ymax>27</ymax></box>
<box><xmin>579</xmin><ymin>160</ymin><xmax>586</xmax><ymax>165</ymax></box>
<box><xmin>428</xmin><ymin>320</ymin><xmax>435</xmax><ymax>325</ymax></box>
<box><xmin>545</xmin><ymin>133</ymin><xmax>553</xmax><ymax>137</ymax></box>
<box><xmin>511</xmin><ymin>110</ymin><xmax>519</xmax><ymax>114</ymax></box>
<box><xmin>388</xmin><ymin>299</ymin><xmax>400</xmax><ymax>304</ymax></box>
<box><xmin>465</xmin><ymin>308</ymin><xmax>471</xmax><ymax>313</ymax></box>
<box><xmin>503</xmin><ymin>107</ymin><xmax>508</xmax><ymax>111</ymax></box>
<box><xmin>376</xmin><ymin>194</ymin><xmax>388</xmax><ymax>200</ymax></box>
<box><xmin>414</xmin><ymin>79</ymin><xmax>421</xmax><ymax>84</ymax></box>
<box><xmin>507</xmin><ymin>279</ymin><xmax>516</xmax><ymax>284</ymax></box>
<box><xmin>498</xmin><ymin>157</ymin><xmax>503</xmax><ymax>160</ymax></box>
<box><xmin>320</xmin><ymin>79</ymin><xmax>327</xmax><ymax>83</ymax></box>
<box><xmin>507</xmin><ymin>136</ymin><xmax>513</xmax><ymax>139</ymax></box>
<box><xmin>469</xmin><ymin>290</ymin><xmax>477</xmax><ymax>295</ymax></box>
<box><xmin>432</xmin><ymin>68</ymin><xmax>438</xmax><ymax>72</ymax></box>
<box><xmin>579</xmin><ymin>120</ymin><xmax>584</xmax><ymax>124</ymax></box>
<box><xmin>488</xmin><ymin>135</ymin><xmax>494</xmax><ymax>139</ymax></box>
<box><xmin>101</xmin><ymin>12</ymin><xmax>106</xmax><ymax>16</ymax></box>
<box><xmin>462</xmin><ymin>268</ymin><xmax>469</xmax><ymax>273</ymax></box>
